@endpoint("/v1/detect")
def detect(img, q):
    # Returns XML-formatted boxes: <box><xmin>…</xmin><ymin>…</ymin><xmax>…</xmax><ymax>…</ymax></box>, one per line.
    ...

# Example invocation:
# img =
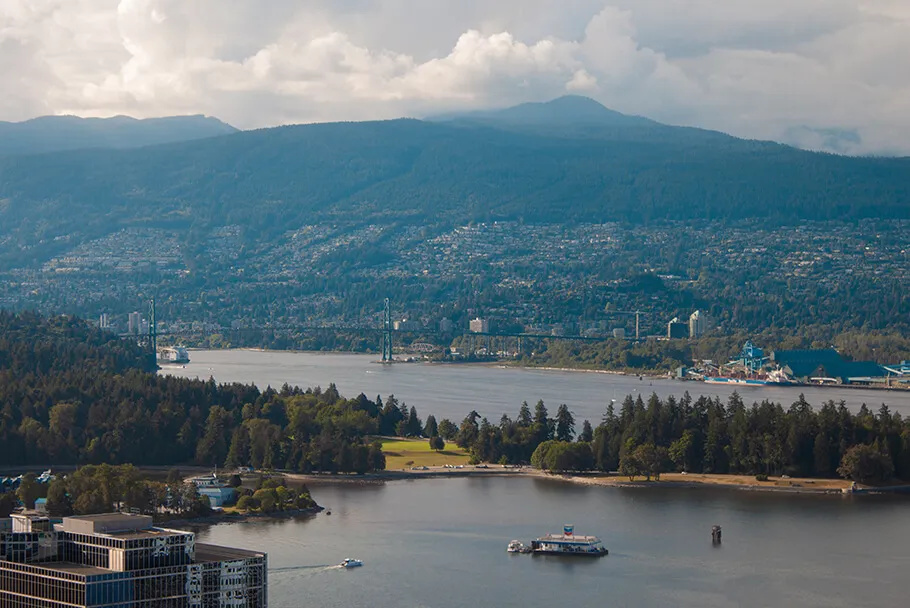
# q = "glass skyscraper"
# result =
<box><xmin>0</xmin><ymin>513</ymin><xmax>266</xmax><ymax>607</ymax></box>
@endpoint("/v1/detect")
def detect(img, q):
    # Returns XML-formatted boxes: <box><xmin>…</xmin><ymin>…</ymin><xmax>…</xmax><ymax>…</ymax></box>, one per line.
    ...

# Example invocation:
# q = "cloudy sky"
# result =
<box><xmin>2</xmin><ymin>0</ymin><xmax>909</xmax><ymax>154</ymax></box>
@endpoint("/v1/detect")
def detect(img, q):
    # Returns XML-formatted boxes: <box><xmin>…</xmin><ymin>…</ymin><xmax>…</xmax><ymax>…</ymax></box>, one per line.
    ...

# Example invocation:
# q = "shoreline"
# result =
<box><xmin>275</xmin><ymin>468</ymin><xmax>903</xmax><ymax>496</ymax></box>
<box><xmin>171</xmin><ymin>347</ymin><xmax>907</xmax><ymax>392</ymax></box>
<box><xmin>162</xmin><ymin>506</ymin><xmax>324</xmax><ymax>528</ymax></box>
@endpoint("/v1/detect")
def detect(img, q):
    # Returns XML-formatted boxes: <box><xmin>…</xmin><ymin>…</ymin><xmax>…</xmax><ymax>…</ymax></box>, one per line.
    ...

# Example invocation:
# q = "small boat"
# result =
<box><xmin>340</xmin><ymin>558</ymin><xmax>363</xmax><ymax>568</ymax></box>
<box><xmin>507</xmin><ymin>540</ymin><xmax>525</xmax><ymax>553</ymax></box>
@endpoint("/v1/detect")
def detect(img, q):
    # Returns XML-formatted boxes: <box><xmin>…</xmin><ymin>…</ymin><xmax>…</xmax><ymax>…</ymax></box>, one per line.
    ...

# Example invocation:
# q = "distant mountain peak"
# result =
<box><xmin>429</xmin><ymin>95</ymin><xmax>658</xmax><ymax>128</ymax></box>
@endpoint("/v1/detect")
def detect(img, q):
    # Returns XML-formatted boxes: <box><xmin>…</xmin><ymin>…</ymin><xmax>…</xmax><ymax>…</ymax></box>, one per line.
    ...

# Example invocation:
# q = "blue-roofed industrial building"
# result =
<box><xmin>771</xmin><ymin>349</ymin><xmax>886</xmax><ymax>384</ymax></box>
<box><xmin>197</xmin><ymin>486</ymin><xmax>237</xmax><ymax>508</ymax></box>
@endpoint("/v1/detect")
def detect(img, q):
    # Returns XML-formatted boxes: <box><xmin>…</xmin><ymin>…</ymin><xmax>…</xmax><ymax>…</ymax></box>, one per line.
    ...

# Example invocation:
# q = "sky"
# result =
<box><xmin>2</xmin><ymin>0</ymin><xmax>909</xmax><ymax>154</ymax></box>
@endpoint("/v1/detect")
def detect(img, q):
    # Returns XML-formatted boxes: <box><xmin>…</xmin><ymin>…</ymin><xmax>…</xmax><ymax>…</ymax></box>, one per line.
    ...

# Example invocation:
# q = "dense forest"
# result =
<box><xmin>446</xmin><ymin>393</ymin><xmax>910</xmax><ymax>483</ymax></box>
<box><xmin>2</xmin><ymin>311</ymin><xmax>908</xmax><ymax>485</ymax></box>
<box><xmin>0</xmin><ymin>312</ymin><xmax>396</xmax><ymax>473</ymax></box>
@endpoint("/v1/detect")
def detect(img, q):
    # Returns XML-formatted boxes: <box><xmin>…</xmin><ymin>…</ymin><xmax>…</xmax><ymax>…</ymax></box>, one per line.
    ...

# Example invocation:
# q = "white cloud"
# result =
<box><xmin>0</xmin><ymin>0</ymin><xmax>909</xmax><ymax>154</ymax></box>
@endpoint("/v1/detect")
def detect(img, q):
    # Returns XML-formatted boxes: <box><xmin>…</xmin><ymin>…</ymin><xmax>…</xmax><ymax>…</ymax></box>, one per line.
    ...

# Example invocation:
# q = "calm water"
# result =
<box><xmin>162</xmin><ymin>350</ymin><xmax>910</xmax><ymax>423</ymax></box>
<box><xmin>168</xmin><ymin>350</ymin><xmax>910</xmax><ymax>607</ymax></box>
<box><xmin>192</xmin><ymin>477</ymin><xmax>910</xmax><ymax>608</ymax></box>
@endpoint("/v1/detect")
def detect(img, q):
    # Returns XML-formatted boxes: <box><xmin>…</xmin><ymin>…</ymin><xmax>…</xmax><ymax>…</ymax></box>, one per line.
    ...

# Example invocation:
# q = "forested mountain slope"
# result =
<box><xmin>0</xmin><ymin>98</ymin><xmax>908</xmax><ymax>268</ymax></box>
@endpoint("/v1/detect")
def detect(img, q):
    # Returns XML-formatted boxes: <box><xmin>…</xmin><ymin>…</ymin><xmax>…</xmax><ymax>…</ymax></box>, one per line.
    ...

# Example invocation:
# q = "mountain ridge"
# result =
<box><xmin>0</xmin><ymin>114</ymin><xmax>238</xmax><ymax>156</ymax></box>
<box><xmin>0</xmin><ymin>98</ymin><xmax>907</xmax><ymax>269</ymax></box>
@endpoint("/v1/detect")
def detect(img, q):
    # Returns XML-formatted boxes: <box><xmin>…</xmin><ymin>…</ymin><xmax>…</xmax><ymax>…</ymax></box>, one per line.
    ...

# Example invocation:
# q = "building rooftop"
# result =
<box><xmin>194</xmin><ymin>543</ymin><xmax>266</xmax><ymax>563</ymax></box>
<box><xmin>61</xmin><ymin>513</ymin><xmax>191</xmax><ymax>540</ymax></box>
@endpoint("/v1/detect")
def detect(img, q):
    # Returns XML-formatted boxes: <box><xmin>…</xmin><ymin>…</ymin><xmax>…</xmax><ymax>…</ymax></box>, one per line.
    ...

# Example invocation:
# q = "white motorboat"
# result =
<box><xmin>340</xmin><ymin>558</ymin><xmax>363</xmax><ymax>568</ymax></box>
<box><xmin>507</xmin><ymin>540</ymin><xmax>525</xmax><ymax>553</ymax></box>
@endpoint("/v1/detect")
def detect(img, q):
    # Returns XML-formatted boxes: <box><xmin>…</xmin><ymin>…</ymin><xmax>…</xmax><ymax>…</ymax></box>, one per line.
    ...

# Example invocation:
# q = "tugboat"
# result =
<box><xmin>340</xmin><ymin>558</ymin><xmax>363</xmax><ymax>568</ymax></box>
<box><xmin>529</xmin><ymin>525</ymin><xmax>608</xmax><ymax>556</ymax></box>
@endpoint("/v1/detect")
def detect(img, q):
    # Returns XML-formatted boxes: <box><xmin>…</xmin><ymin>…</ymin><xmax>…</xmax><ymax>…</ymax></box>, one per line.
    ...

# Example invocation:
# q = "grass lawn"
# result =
<box><xmin>379</xmin><ymin>437</ymin><xmax>471</xmax><ymax>469</ymax></box>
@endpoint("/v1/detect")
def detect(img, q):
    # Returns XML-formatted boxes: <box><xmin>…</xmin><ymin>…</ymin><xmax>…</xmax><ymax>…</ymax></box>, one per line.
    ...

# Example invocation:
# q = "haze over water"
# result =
<box><xmin>163</xmin><ymin>350</ymin><xmax>910</xmax><ymax>423</ymax></box>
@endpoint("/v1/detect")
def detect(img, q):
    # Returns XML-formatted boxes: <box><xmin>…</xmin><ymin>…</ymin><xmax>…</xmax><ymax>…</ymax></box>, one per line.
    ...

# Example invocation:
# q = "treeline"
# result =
<box><xmin>446</xmin><ymin>393</ymin><xmax>910</xmax><ymax>483</ymax></box>
<box><xmin>0</xmin><ymin>312</ymin><xmax>402</xmax><ymax>474</ymax></box>
<box><xmin>5</xmin><ymin>465</ymin><xmax>212</xmax><ymax>520</ymax></box>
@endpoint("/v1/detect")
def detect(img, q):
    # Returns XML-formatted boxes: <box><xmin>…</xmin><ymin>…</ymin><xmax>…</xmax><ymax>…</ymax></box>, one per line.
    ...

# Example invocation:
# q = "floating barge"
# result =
<box><xmin>526</xmin><ymin>526</ymin><xmax>608</xmax><ymax>556</ymax></box>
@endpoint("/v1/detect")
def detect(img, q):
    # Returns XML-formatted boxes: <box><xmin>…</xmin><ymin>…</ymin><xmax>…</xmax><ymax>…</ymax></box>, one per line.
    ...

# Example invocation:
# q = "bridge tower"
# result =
<box><xmin>381</xmin><ymin>298</ymin><xmax>393</xmax><ymax>362</ymax></box>
<box><xmin>148</xmin><ymin>298</ymin><xmax>158</xmax><ymax>368</ymax></box>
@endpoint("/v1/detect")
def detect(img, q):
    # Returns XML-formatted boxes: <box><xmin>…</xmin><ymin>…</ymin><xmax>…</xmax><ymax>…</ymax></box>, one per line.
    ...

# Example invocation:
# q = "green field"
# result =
<box><xmin>380</xmin><ymin>437</ymin><xmax>471</xmax><ymax>469</ymax></box>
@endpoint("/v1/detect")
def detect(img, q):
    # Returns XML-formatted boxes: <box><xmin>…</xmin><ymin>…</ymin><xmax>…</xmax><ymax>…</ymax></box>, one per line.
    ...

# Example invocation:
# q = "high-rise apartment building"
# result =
<box><xmin>667</xmin><ymin>317</ymin><xmax>688</xmax><ymax>339</ymax></box>
<box><xmin>469</xmin><ymin>318</ymin><xmax>490</xmax><ymax>333</ymax></box>
<box><xmin>0</xmin><ymin>512</ymin><xmax>267</xmax><ymax>607</ymax></box>
<box><xmin>127</xmin><ymin>312</ymin><xmax>142</xmax><ymax>336</ymax></box>
<box><xmin>689</xmin><ymin>310</ymin><xmax>711</xmax><ymax>338</ymax></box>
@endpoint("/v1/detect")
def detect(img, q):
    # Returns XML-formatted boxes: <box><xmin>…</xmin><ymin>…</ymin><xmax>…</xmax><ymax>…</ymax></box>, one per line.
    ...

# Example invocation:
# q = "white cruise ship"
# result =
<box><xmin>529</xmin><ymin>526</ymin><xmax>608</xmax><ymax>556</ymax></box>
<box><xmin>158</xmin><ymin>345</ymin><xmax>190</xmax><ymax>365</ymax></box>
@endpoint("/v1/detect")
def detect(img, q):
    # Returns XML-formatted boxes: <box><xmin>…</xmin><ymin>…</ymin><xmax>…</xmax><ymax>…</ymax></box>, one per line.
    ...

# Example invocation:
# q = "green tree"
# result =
<box><xmin>619</xmin><ymin>453</ymin><xmax>639</xmax><ymax>481</ymax></box>
<box><xmin>0</xmin><ymin>493</ymin><xmax>17</xmax><ymax>517</ymax></box>
<box><xmin>438</xmin><ymin>419</ymin><xmax>457</xmax><ymax>440</ymax></box>
<box><xmin>45</xmin><ymin>479</ymin><xmax>74</xmax><ymax>517</ymax></box>
<box><xmin>236</xmin><ymin>495</ymin><xmax>258</xmax><ymax>512</ymax></box>
<box><xmin>837</xmin><ymin>443</ymin><xmax>894</xmax><ymax>484</ymax></box>
<box><xmin>225</xmin><ymin>426</ymin><xmax>251</xmax><ymax>468</ymax></box>
<box><xmin>669</xmin><ymin>430</ymin><xmax>695</xmax><ymax>472</ymax></box>
<box><xmin>456</xmin><ymin>411</ymin><xmax>480</xmax><ymax>449</ymax></box>
<box><xmin>813</xmin><ymin>433</ymin><xmax>833</xmax><ymax>477</ymax></box>
<box><xmin>555</xmin><ymin>404</ymin><xmax>576</xmax><ymax>442</ymax></box>
<box><xmin>517</xmin><ymin>401</ymin><xmax>533</xmax><ymax>427</ymax></box>
<box><xmin>74</xmin><ymin>489</ymin><xmax>108</xmax><ymax>515</ymax></box>
<box><xmin>253</xmin><ymin>488</ymin><xmax>279</xmax><ymax>512</ymax></box>
<box><xmin>368</xmin><ymin>441</ymin><xmax>386</xmax><ymax>471</ymax></box>
<box><xmin>533</xmin><ymin>400</ymin><xmax>552</xmax><ymax>442</ymax></box>
<box><xmin>17</xmin><ymin>473</ymin><xmax>45</xmax><ymax>509</ymax></box>
<box><xmin>424</xmin><ymin>415</ymin><xmax>439</xmax><ymax>438</ymax></box>
<box><xmin>429</xmin><ymin>436</ymin><xmax>445</xmax><ymax>452</ymax></box>
<box><xmin>407</xmin><ymin>406</ymin><xmax>423</xmax><ymax>437</ymax></box>
<box><xmin>579</xmin><ymin>420</ymin><xmax>594</xmax><ymax>443</ymax></box>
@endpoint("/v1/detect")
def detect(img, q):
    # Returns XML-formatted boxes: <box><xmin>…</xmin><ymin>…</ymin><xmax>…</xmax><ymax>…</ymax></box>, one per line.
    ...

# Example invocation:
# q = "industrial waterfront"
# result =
<box><xmin>193</xmin><ymin>476</ymin><xmax>909</xmax><ymax>608</ymax></box>
<box><xmin>162</xmin><ymin>350</ymin><xmax>910</xmax><ymax>422</ymax></box>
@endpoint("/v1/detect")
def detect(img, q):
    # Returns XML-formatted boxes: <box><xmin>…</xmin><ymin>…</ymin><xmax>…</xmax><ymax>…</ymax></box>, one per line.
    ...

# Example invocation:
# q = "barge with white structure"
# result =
<box><xmin>525</xmin><ymin>526</ymin><xmax>608</xmax><ymax>556</ymax></box>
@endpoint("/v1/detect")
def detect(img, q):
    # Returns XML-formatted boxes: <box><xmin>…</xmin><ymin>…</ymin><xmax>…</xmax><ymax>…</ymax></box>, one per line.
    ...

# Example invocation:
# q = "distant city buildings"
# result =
<box><xmin>667</xmin><ymin>317</ymin><xmax>688</xmax><ymax>339</ymax></box>
<box><xmin>393</xmin><ymin>318</ymin><xmax>422</xmax><ymax>332</ymax></box>
<box><xmin>469</xmin><ymin>318</ymin><xmax>490</xmax><ymax>333</ymax></box>
<box><xmin>0</xmin><ymin>512</ymin><xmax>266</xmax><ymax>607</ymax></box>
<box><xmin>612</xmin><ymin>328</ymin><xmax>626</xmax><ymax>339</ymax></box>
<box><xmin>127</xmin><ymin>311</ymin><xmax>141</xmax><ymax>335</ymax></box>
<box><xmin>98</xmin><ymin>313</ymin><xmax>110</xmax><ymax>329</ymax></box>
<box><xmin>439</xmin><ymin>318</ymin><xmax>454</xmax><ymax>333</ymax></box>
<box><xmin>689</xmin><ymin>310</ymin><xmax>711</xmax><ymax>338</ymax></box>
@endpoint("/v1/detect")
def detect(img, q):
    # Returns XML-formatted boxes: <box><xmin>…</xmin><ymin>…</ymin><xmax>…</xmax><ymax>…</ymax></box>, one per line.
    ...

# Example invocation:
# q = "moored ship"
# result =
<box><xmin>703</xmin><ymin>369</ymin><xmax>793</xmax><ymax>386</ymax></box>
<box><xmin>528</xmin><ymin>526</ymin><xmax>608</xmax><ymax>556</ymax></box>
<box><xmin>158</xmin><ymin>345</ymin><xmax>190</xmax><ymax>365</ymax></box>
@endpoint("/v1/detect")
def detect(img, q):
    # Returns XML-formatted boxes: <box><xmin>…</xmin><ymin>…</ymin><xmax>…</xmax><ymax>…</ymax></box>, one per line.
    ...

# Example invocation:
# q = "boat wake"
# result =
<box><xmin>269</xmin><ymin>565</ymin><xmax>338</xmax><ymax>574</ymax></box>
